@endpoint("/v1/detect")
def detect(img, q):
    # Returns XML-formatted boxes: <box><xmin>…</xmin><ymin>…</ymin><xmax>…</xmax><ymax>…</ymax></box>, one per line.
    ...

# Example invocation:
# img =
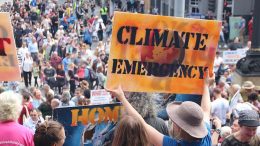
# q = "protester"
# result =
<box><xmin>56</xmin><ymin>64</ymin><xmax>66</xmax><ymax>94</ymax></box>
<box><xmin>71</xmin><ymin>88</ymin><xmax>84</xmax><ymax>106</ymax></box>
<box><xmin>22</xmin><ymin>52</ymin><xmax>34</xmax><ymax>88</ymax></box>
<box><xmin>44</xmin><ymin>62</ymin><xmax>57</xmax><ymax>89</ymax></box>
<box><xmin>0</xmin><ymin>91</ymin><xmax>34</xmax><ymax>146</ymax></box>
<box><xmin>248</xmin><ymin>92</ymin><xmax>260</xmax><ymax>111</ymax></box>
<box><xmin>1</xmin><ymin>1</ymin><xmax>258</xmax><ymax>146</ymax></box>
<box><xmin>211</xmin><ymin>88</ymin><xmax>229</xmax><ymax>126</ymax></box>
<box><xmin>112</xmin><ymin>115</ymin><xmax>150</xmax><ymax>146</ymax></box>
<box><xmin>50</xmin><ymin>51</ymin><xmax>62</xmax><ymax>69</ymax></box>
<box><xmin>231</xmin><ymin>118</ymin><xmax>240</xmax><ymax>133</ymax></box>
<box><xmin>34</xmin><ymin>121</ymin><xmax>66</xmax><ymax>146</ymax></box>
<box><xmin>38</xmin><ymin>92</ymin><xmax>53</xmax><ymax>119</ymax></box>
<box><xmin>43</xmin><ymin>84</ymin><xmax>55</xmax><ymax>97</ymax></box>
<box><xmin>32</xmin><ymin>62</ymin><xmax>40</xmax><ymax>87</ymax></box>
<box><xmin>32</xmin><ymin>89</ymin><xmax>44</xmax><ymax>109</ymax></box>
<box><xmin>96</xmin><ymin>18</ymin><xmax>106</xmax><ymax>42</ymax></box>
<box><xmin>24</xmin><ymin>108</ymin><xmax>44</xmax><ymax>133</ymax></box>
<box><xmin>127</xmin><ymin>92</ymin><xmax>169</xmax><ymax>135</ymax></box>
<box><xmin>51</xmin><ymin>98</ymin><xmax>61</xmax><ymax>109</ymax></box>
<box><xmin>107</xmin><ymin>71</ymin><xmax>213</xmax><ymax>146</ymax></box>
<box><xmin>241</xmin><ymin>81</ymin><xmax>255</xmax><ymax>100</ymax></box>
<box><xmin>222</xmin><ymin>110</ymin><xmax>260</xmax><ymax>146</ymax></box>
<box><xmin>68</xmin><ymin>63</ymin><xmax>77</xmax><ymax>96</ymax></box>
<box><xmin>18</xmin><ymin>92</ymin><xmax>33</xmax><ymax>125</ymax></box>
<box><xmin>60</xmin><ymin>91</ymin><xmax>75</xmax><ymax>107</ymax></box>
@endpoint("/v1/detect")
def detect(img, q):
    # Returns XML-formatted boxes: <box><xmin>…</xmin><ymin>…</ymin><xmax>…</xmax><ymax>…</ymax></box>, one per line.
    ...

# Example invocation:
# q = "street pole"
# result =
<box><xmin>236</xmin><ymin>0</ymin><xmax>260</xmax><ymax>82</ymax></box>
<box><xmin>174</xmin><ymin>0</ymin><xmax>185</xmax><ymax>17</ymax></box>
<box><xmin>109</xmin><ymin>0</ymin><xmax>113</xmax><ymax>17</ymax></box>
<box><xmin>217</xmin><ymin>0</ymin><xmax>224</xmax><ymax>21</ymax></box>
<box><xmin>161</xmin><ymin>0</ymin><xmax>163</xmax><ymax>15</ymax></box>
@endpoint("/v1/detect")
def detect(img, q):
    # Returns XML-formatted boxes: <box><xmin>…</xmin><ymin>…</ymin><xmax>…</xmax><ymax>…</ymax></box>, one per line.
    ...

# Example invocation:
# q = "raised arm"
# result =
<box><xmin>107</xmin><ymin>86</ymin><xmax>164</xmax><ymax>146</ymax></box>
<box><xmin>201</xmin><ymin>71</ymin><xmax>214</xmax><ymax>122</ymax></box>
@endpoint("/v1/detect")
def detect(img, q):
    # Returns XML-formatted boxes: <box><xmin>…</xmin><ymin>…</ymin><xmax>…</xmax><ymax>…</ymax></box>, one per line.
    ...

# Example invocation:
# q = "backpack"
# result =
<box><xmin>84</xmin><ymin>68</ymin><xmax>97</xmax><ymax>82</ymax></box>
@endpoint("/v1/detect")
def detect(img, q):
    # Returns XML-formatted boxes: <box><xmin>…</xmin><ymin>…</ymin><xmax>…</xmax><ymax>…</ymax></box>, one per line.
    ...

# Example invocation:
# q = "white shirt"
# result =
<box><xmin>95</xmin><ymin>22</ymin><xmax>106</xmax><ymax>31</ymax></box>
<box><xmin>55</xmin><ymin>29</ymin><xmax>65</xmax><ymax>39</ymax></box>
<box><xmin>42</xmin><ymin>18</ymin><xmax>51</xmax><ymax>29</ymax></box>
<box><xmin>211</xmin><ymin>98</ymin><xmax>229</xmax><ymax>125</ymax></box>
<box><xmin>214</xmin><ymin>56</ymin><xmax>223</xmax><ymax>72</ymax></box>
<box><xmin>23</xmin><ymin>117</ymin><xmax>44</xmax><ymax>133</ymax></box>
<box><xmin>18</xmin><ymin>47</ymin><xmax>29</xmax><ymax>59</ymax></box>
<box><xmin>22</xmin><ymin>57</ymin><xmax>33</xmax><ymax>72</ymax></box>
<box><xmin>71</xmin><ymin>96</ymin><xmax>84</xmax><ymax>105</ymax></box>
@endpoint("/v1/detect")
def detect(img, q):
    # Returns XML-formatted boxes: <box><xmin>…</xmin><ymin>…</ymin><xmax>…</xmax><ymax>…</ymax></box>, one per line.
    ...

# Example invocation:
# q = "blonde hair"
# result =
<box><xmin>0</xmin><ymin>91</ymin><xmax>22</xmax><ymax>121</ymax></box>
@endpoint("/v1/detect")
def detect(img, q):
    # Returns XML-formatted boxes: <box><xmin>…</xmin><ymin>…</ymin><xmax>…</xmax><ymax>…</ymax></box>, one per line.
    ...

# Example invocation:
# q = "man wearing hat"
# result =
<box><xmin>108</xmin><ymin>74</ymin><xmax>214</xmax><ymax>146</ymax></box>
<box><xmin>241</xmin><ymin>81</ymin><xmax>255</xmax><ymax>101</ymax></box>
<box><xmin>222</xmin><ymin>110</ymin><xmax>260</xmax><ymax>146</ymax></box>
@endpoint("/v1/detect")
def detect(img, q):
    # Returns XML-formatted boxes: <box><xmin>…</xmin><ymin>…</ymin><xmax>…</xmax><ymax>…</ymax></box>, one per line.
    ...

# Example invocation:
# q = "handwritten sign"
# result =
<box><xmin>0</xmin><ymin>13</ymin><xmax>21</xmax><ymax>81</ymax></box>
<box><xmin>223</xmin><ymin>49</ymin><xmax>247</xmax><ymax>64</ymax></box>
<box><xmin>106</xmin><ymin>12</ymin><xmax>221</xmax><ymax>94</ymax></box>
<box><xmin>90</xmin><ymin>90</ymin><xmax>112</xmax><ymax>105</ymax></box>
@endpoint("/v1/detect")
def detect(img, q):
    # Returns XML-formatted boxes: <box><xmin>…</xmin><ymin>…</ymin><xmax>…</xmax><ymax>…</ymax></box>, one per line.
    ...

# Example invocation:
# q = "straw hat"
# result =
<box><xmin>242</xmin><ymin>81</ymin><xmax>255</xmax><ymax>90</ymax></box>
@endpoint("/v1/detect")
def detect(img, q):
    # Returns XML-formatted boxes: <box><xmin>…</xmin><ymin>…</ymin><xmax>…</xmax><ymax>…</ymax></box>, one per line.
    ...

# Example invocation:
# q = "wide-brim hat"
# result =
<box><xmin>242</xmin><ymin>81</ymin><xmax>255</xmax><ymax>89</ymax></box>
<box><xmin>166</xmin><ymin>101</ymin><xmax>208</xmax><ymax>139</ymax></box>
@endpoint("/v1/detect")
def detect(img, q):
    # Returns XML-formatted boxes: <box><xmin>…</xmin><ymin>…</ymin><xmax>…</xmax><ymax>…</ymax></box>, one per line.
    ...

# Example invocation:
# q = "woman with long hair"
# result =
<box><xmin>18</xmin><ymin>91</ymin><xmax>33</xmax><ymax>125</ymax></box>
<box><xmin>112</xmin><ymin>115</ymin><xmax>150</xmax><ymax>146</ymax></box>
<box><xmin>34</xmin><ymin>121</ymin><xmax>66</xmax><ymax>146</ymax></box>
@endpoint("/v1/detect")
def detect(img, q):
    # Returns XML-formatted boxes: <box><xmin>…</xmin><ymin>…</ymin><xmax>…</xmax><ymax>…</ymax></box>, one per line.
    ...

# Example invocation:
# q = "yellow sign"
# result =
<box><xmin>0</xmin><ymin>13</ymin><xmax>21</xmax><ymax>81</ymax></box>
<box><xmin>107</xmin><ymin>12</ymin><xmax>221</xmax><ymax>94</ymax></box>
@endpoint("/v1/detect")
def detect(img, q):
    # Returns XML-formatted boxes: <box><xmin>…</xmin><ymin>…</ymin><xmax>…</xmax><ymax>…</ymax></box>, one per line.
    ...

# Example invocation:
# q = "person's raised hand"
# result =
<box><xmin>105</xmin><ymin>85</ymin><xmax>125</xmax><ymax>102</ymax></box>
<box><xmin>204</xmin><ymin>69</ymin><xmax>215</xmax><ymax>86</ymax></box>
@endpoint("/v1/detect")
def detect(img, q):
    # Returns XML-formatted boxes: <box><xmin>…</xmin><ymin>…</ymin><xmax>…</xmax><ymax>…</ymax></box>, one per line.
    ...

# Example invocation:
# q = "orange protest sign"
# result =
<box><xmin>0</xmin><ymin>13</ymin><xmax>21</xmax><ymax>81</ymax></box>
<box><xmin>106</xmin><ymin>12</ymin><xmax>221</xmax><ymax>94</ymax></box>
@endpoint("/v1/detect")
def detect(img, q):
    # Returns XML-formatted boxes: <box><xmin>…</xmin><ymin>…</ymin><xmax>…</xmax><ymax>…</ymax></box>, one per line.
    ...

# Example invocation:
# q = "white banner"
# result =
<box><xmin>223</xmin><ymin>49</ymin><xmax>247</xmax><ymax>64</ymax></box>
<box><xmin>90</xmin><ymin>90</ymin><xmax>112</xmax><ymax>105</ymax></box>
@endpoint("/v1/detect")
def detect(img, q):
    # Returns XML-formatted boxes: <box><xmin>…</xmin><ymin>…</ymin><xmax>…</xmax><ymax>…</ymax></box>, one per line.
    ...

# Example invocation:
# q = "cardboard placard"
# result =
<box><xmin>106</xmin><ymin>12</ymin><xmax>221</xmax><ymax>94</ymax></box>
<box><xmin>0</xmin><ymin>13</ymin><xmax>21</xmax><ymax>81</ymax></box>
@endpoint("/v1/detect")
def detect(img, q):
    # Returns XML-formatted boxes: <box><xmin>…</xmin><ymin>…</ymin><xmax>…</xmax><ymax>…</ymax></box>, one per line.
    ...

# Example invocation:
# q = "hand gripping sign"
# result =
<box><xmin>0</xmin><ymin>13</ymin><xmax>21</xmax><ymax>81</ymax></box>
<box><xmin>106</xmin><ymin>12</ymin><xmax>221</xmax><ymax>94</ymax></box>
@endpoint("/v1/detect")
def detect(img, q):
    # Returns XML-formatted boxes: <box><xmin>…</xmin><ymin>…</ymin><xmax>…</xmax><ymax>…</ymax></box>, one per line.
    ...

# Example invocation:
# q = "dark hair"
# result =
<box><xmin>83</xmin><ymin>89</ymin><xmax>90</xmax><ymax>99</ymax></box>
<box><xmin>34</xmin><ymin>121</ymin><xmax>65</xmax><ymax>146</ymax></box>
<box><xmin>248</xmin><ymin>92</ymin><xmax>259</xmax><ymax>102</ymax></box>
<box><xmin>112</xmin><ymin>115</ymin><xmax>149</xmax><ymax>146</ymax></box>
<box><xmin>54</xmin><ymin>95</ymin><xmax>61</xmax><ymax>100</ymax></box>
<box><xmin>23</xmin><ymin>92</ymin><xmax>31</xmax><ymax>102</ymax></box>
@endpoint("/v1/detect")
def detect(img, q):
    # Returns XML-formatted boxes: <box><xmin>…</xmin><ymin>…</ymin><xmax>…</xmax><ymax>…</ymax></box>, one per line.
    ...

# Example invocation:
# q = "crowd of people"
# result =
<box><xmin>0</xmin><ymin>0</ymin><xmax>259</xmax><ymax>146</ymax></box>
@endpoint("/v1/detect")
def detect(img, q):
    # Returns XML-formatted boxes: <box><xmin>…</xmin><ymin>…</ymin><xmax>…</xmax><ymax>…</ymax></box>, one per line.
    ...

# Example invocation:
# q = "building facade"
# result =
<box><xmin>148</xmin><ymin>0</ymin><xmax>254</xmax><ymax>18</ymax></box>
